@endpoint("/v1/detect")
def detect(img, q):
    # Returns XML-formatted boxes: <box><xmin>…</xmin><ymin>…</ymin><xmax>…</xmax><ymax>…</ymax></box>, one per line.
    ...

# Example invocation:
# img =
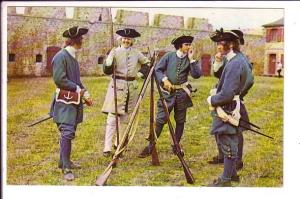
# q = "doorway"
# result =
<box><xmin>201</xmin><ymin>54</ymin><xmax>211</xmax><ymax>76</ymax></box>
<box><xmin>46</xmin><ymin>46</ymin><xmax>61</xmax><ymax>74</ymax></box>
<box><xmin>268</xmin><ymin>54</ymin><xmax>276</xmax><ymax>75</ymax></box>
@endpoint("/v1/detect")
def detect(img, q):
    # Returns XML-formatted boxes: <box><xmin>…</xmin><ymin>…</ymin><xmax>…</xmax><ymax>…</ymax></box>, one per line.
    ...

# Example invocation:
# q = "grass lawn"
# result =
<box><xmin>6</xmin><ymin>75</ymin><xmax>283</xmax><ymax>186</ymax></box>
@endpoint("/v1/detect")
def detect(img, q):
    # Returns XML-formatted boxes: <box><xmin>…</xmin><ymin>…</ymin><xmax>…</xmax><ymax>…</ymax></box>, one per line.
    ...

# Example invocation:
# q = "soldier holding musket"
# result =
<box><xmin>101</xmin><ymin>28</ymin><xmax>150</xmax><ymax>157</ymax></box>
<box><xmin>49</xmin><ymin>26</ymin><xmax>93</xmax><ymax>181</ymax></box>
<box><xmin>208</xmin><ymin>30</ymin><xmax>252</xmax><ymax>171</ymax></box>
<box><xmin>207</xmin><ymin>28</ymin><xmax>254</xmax><ymax>186</ymax></box>
<box><xmin>138</xmin><ymin>35</ymin><xmax>202</xmax><ymax>158</ymax></box>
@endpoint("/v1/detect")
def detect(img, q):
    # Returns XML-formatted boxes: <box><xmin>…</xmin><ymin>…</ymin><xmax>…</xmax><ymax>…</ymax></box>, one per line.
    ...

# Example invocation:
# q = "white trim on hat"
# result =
<box><xmin>68</xmin><ymin>27</ymin><xmax>79</xmax><ymax>38</ymax></box>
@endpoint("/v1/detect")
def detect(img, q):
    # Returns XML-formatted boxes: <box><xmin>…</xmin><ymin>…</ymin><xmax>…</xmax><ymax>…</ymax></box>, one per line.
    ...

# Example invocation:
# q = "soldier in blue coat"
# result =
<box><xmin>49</xmin><ymin>26</ymin><xmax>93</xmax><ymax>181</ymax></box>
<box><xmin>138</xmin><ymin>35</ymin><xmax>202</xmax><ymax>158</ymax></box>
<box><xmin>208</xmin><ymin>30</ymin><xmax>253</xmax><ymax>171</ymax></box>
<box><xmin>207</xmin><ymin>28</ymin><xmax>254</xmax><ymax>186</ymax></box>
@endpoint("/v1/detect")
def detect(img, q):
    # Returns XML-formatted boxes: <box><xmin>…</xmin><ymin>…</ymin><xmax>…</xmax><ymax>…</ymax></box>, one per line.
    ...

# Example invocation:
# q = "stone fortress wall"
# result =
<box><xmin>7</xmin><ymin>7</ymin><xmax>265</xmax><ymax>77</ymax></box>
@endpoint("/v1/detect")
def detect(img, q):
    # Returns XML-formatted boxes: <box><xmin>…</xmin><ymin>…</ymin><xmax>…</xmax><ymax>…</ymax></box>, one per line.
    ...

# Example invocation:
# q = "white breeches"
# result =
<box><xmin>103</xmin><ymin>112</ymin><xmax>129</xmax><ymax>152</ymax></box>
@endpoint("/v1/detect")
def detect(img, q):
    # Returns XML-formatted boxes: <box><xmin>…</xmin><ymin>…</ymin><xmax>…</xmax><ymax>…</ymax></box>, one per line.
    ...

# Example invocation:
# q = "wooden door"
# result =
<box><xmin>46</xmin><ymin>46</ymin><xmax>61</xmax><ymax>74</ymax></box>
<box><xmin>201</xmin><ymin>54</ymin><xmax>211</xmax><ymax>76</ymax></box>
<box><xmin>268</xmin><ymin>54</ymin><xmax>276</xmax><ymax>75</ymax></box>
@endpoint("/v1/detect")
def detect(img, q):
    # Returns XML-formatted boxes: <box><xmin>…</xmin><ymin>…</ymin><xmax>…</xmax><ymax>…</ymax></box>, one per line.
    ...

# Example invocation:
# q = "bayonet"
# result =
<box><xmin>27</xmin><ymin>115</ymin><xmax>52</xmax><ymax>127</ymax></box>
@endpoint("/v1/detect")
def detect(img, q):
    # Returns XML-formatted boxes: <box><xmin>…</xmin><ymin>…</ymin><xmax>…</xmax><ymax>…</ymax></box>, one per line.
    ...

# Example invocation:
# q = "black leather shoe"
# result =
<box><xmin>208</xmin><ymin>177</ymin><xmax>231</xmax><ymax>187</ymax></box>
<box><xmin>237</xmin><ymin>160</ymin><xmax>244</xmax><ymax>170</ymax></box>
<box><xmin>103</xmin><ymin>151</ymin><xmax>111</xmax><ymax>157</ymax></box>
<box><xmin>62</xmin><ymin>168</ymin><xmax>75</xmax><ymax>181</ymax></box>
<box><xmin>138</xmin><ymin>146</ymin><xmax>152</xmax><ymax>158</ymax></box>
<box><xmin>58</xmin><ymin>161</ymin><xmax>81</xmax><ymax>169</ymax></box>
<box><xmin>207</xmin><ymin>156</ymin><xmax>224</xmax><ymax>164</ymax></box>
<box><xmin>231</xmin><ymin>175</ymin><xmax>240</xmax><ymax>182</ymax></box>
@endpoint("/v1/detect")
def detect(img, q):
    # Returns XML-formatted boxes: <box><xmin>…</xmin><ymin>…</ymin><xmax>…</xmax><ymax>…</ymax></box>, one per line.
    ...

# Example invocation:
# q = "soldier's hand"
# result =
<box><xmin>82</xmin><ymin>90</ymin><xmax>93</xmax><ymax>106</ymax></box>
<box><xmin>214</xmin><ymin>52</ymin><xmax>223</xmax><ymax>62</ymax></box>
<box><xmin>188</xmin><ymin>46</ymin><xmax>194</xmax><ymax>61</ymax></box>
<box><xmin>85</xmin><ymin>98</ymin><xmax>93</xmax><ymax>106</ymax></box>
<box><xmin>136</xmin><ymin>72</ymin><xmax>144</xmax><ymax>79</ymax></box>
<box><xmin>162</xmin><ymin>79</ymin><xmax>173</xmax><ymax>92</ymax></box>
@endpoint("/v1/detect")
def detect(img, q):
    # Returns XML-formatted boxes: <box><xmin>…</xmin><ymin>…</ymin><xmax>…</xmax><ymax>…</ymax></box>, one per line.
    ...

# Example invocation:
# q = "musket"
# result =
<box><xmin>109</xmin><ymin>7</ymin><xmax>120</xmax><ymax>146</ymax></box>
<box><xmin>154</xmin><ymin>73</ymin><xmax>195</xmax><ymax>184</ymax></box>
<box><xmin>148</xmin><ymin>48</ymin><xmax>160</xmax><ymax>166</ymax></box>
<box><xmin>223</xmin><ymin>110</ymin><xmax>260</xmax><ymax>129</ymax></box>
<box><xmin>241</xmin><ymin>123</ymin><xmax>274</xmax><ymax>139</ymax></box>
<box><xmin>214</xmin><ymin>114</ymin><xmax>274</xmax><ymax>140</ymax></box>
<box><xmin>95</xmin><ymin>52</ymin><xmax>159</xmax><ymax>186</ymax></box>
<box><xmin>27</xmin><ymin>115</ymin><xmax>52</xmax><ymax>127</ymax></box>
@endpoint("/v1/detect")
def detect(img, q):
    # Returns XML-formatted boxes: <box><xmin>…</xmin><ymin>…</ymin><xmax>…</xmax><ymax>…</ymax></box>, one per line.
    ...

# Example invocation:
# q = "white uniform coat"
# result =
<box><xmin>102</xmin><ymin>46</ymin><xmax>150</xmax><ymax>115</ymax></box>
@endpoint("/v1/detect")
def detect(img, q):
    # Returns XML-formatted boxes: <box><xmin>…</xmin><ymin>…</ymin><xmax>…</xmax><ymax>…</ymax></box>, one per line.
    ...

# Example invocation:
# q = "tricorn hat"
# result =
<box><xmin>209</xmin><ymin>28</ymin><xmax>240</xmax><ymax>43</ymax></box>
<box><xmin>171</xmin><ymin>35</ymin><xmax>194</xmax><ymax>45</ymax></box>
<box><xmin>63</xmin><ymin>26</ymin><xmax>88</xmax><ymax>39</ymax></box>
<box><xmin>116</xmin><ymin>28</ymin><xmax>141</xmax><ymax>38</ymax></box>
<box><xmin>231</xmin><ymin>29</ymin><xmax>244</xmax><ymax>45</ymax></box>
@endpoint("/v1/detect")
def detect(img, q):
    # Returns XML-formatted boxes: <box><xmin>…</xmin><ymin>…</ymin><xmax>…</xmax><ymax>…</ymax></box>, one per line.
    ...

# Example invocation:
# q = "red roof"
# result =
<box><xmin>262</xmin><ymin>18</ymin><xmax>284</xmax><ymax>27</ymax></box>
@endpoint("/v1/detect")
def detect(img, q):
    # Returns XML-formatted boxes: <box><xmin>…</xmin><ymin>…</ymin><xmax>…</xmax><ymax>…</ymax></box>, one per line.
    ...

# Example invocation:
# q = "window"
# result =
<box><xmin>98</xmin><ymin>56</ymin><xmax>104</xmax><ymax>64</ymax></box>
<box><xmin>266</xmin><ymin>28</ymin><xmax>283</xmax><ymax>42</ymax></box>
<box><xmin>9</xmin><ymin>54</ymin><xmax>15</xmax><ymax>62</ymax></box>
<box><xmin>36</xmin><ymin>54</ymin><xmax>42</xmax><ymax>62</ymax></box>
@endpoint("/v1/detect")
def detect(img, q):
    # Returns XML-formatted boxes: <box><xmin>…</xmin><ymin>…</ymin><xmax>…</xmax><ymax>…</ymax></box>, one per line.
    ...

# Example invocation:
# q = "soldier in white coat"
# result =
<box><xmin>101</xmin><ymin>28</ymin><xmax>150</xmax><ymax>157</ymax></box>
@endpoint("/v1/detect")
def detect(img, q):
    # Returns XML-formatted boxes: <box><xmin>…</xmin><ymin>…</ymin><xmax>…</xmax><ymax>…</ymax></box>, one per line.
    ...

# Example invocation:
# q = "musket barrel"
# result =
<box><xmin>239</xmin><ymin>123</ymin><xmax>274</xmax><ymax>139</ymax></box>
<box><xmin>95</xmin><ymin>53</ymin><xmax>158</xmax><ymax>186</ymax></box>
<box><xmin>154</xmin><ymin>72</ymin><xmax>195</xmax><ymax>184</ymax></box>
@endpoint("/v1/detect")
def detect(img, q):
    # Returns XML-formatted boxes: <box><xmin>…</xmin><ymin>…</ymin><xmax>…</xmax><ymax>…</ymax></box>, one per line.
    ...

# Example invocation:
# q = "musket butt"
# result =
<box><xmin>95</xmin><ymin>177</ymin><xmax>106</xmax><ymax>186</ymax></box>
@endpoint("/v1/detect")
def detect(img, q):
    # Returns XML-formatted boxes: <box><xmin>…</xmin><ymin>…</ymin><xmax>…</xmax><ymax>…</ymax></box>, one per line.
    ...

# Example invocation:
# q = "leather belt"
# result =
<box><xmin>114</xmin><ymin>75</ymin><xmax>136</xmax><ymax>81</ymax></box>
<box><xmin>172</xmin><ymin>82</ymin><xmax>191</xmax><ymax>97</ymax></box>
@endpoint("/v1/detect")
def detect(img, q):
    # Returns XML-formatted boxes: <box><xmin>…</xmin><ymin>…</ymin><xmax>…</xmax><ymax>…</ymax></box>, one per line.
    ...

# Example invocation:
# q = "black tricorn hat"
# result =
<box><xmin>116</xmin><ymin>28</ymin><xmax>141</xmax><ymax>38</ymax></box>
<box><xmin>231</xmin><ymin>29</ymin><xmax>244</xmax><ymax>45</ymax></box>
<box><xmin>210</xmin><ymin>28</ymin><xmax>240</xmax><ymax>43</ymax></box>
<box><xmin>63</xmin><ymin>26</ymin><xmax>88</xmax><ymax>39</ymax></box>
<box><xmin>171</xmin><ymin>35</ymin><xmax>194</xmax><ymax>45</ymax></box>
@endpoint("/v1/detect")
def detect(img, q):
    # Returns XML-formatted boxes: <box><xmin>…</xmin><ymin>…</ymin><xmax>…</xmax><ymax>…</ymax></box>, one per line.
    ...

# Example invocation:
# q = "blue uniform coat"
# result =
<box><xmin>210</xmin><ymin>52</ymin><xmax>254</xmax><ymax>135</ymax></box>
<box><xmin>155</xmin><ymin>51</ymin><xmax>202</xmax><ymax>110</ymax></box>
<box><xmin>49</xmin><ymin>49</ymin><xmax>85</xmax><ymax>125</ymax></box>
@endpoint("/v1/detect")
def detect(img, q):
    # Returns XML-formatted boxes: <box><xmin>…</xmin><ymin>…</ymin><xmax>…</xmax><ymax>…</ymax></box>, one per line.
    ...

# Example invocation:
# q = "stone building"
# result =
<box><xmin>7</xmin><ymin>6</ymin><xmax>265</xmax><ymax>78</ymax></box>
<box><xmin>262</xmin><ymin>18</ymin><xmax>284</xmax><ymax>76</ymax></box>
